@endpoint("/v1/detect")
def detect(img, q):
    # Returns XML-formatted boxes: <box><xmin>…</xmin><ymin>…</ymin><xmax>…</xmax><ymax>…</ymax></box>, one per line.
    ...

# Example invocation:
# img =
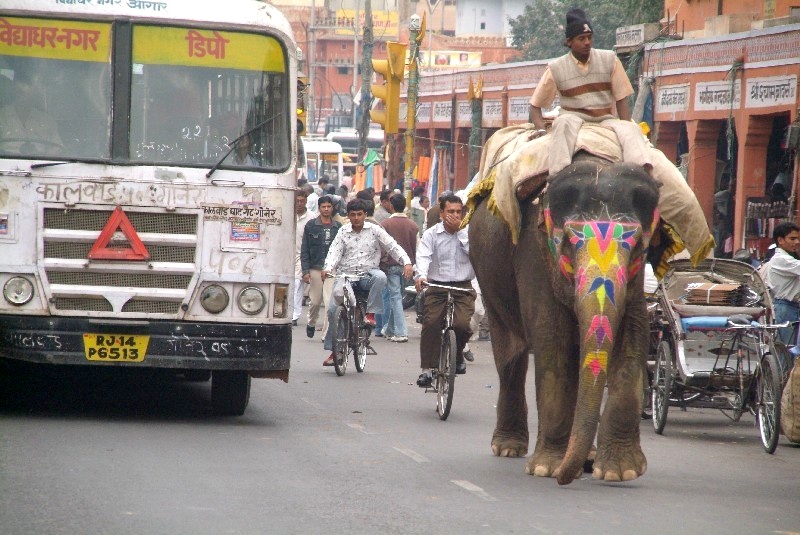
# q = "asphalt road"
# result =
<box><xmin>2</xmin><ymin>309</ymin><xmax>800</xmax><ymax>534</ymax></box>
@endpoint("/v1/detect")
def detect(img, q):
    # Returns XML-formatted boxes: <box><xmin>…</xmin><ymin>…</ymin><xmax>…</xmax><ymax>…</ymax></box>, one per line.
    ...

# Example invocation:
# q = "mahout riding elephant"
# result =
<box><xmin>469</xmin><ymin>155</ymin><xmax>659</xmax><ymax>485</ymax></box>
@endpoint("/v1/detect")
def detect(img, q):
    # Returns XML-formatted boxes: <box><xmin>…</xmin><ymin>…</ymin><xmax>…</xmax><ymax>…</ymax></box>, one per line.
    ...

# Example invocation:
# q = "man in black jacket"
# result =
<box><xmin>301</xmin><ymin>196</ymin><xmax>342</xmax><ymax>338</ymax></box>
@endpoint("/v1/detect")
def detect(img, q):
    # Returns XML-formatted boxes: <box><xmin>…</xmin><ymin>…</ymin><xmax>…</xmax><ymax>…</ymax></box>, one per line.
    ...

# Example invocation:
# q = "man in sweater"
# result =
<box><xmin>380</xmin><ymin>194</ymin><xmax>419</xmax><ymax>342</ymax></box>
<box><xmin>528</xmin><ymin>7</ymin><xmax>652</xmax><ymax>176</ymax></box>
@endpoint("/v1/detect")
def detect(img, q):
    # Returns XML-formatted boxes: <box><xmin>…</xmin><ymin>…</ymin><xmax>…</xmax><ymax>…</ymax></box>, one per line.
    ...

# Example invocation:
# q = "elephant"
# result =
<box><xmin>469</xmin><ymin>156</ymin><xmax>659</xmax><ymax>485</ymax></box>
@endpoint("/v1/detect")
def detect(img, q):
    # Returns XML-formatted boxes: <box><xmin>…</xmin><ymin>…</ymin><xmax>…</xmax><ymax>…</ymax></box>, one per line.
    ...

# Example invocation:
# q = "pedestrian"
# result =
<box><xmin>414</xmin><ymin>193</ymin><xmax>476</xmax><ymax>387</ymax></box>
<box><xmin>379</xmin><ymin>193</ymin><xmax>419</xmax><ymax>343</ymax></box>
<box><xmin>764</xmin><ymin>222</ymin><xmax>800</xmax><ymax>370</ymax></box>
<box><xmin>293</xmin><ymin>188</ymin><xmax>314</xmax><ymax>326</ymax></box>
<box><xmin>374</xmin><ymin>189</ymin><xmax>393</xmax><ymax>223</ymax></box>
<box><xmin>301</xmin><ymin>195</ymin><xmax>342</xmax><ymax>339</ymax></box>
<box><xmin>528</xmin><ymin>7</ymin><xmax>652</xmax><ymax>176</ymax></box>
<box><xmin>320</xmin><ymin>199</ymin><xmax>413</xmax><ymax>367</ymax></box>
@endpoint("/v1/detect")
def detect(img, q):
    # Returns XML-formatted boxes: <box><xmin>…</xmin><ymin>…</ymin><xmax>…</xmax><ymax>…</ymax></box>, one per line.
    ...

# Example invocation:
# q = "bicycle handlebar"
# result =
<box><xmin>422</xmin><ymin>282</ymin><xmax>474</xmax><ymax>293</ymax></box>
<box><xmin>330</xmin><ymin>272</ymin><xmax>366</xmax><ymax>280</ymax></box>
<box><xmin>724</xmin><ymin>321</ymin><xmax>792</xmax><ymax>331</ymax></box>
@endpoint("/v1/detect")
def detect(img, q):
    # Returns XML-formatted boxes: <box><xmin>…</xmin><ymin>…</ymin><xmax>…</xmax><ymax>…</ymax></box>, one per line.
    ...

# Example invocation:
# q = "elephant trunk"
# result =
<box><xmin>556</xmin><ymin>226</ymin><xmax>633</xmax><ymax>485</ymax></box>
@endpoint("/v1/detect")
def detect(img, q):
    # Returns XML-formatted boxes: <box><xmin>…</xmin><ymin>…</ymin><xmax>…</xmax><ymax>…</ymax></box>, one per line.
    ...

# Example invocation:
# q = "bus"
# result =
<box><xmin>325</xmin><ymin>129</ymin><xmax>384</xmax><ymax>161</ymax></box>
<box><xmin>0</xmin><ymin>0</ymin><xmax>298</xmax><ymax>415</ymax></box>
<box><xmin>299</xmin><ymin>138</ymin><xmax>344</xmax><ymax>186</ymax></box>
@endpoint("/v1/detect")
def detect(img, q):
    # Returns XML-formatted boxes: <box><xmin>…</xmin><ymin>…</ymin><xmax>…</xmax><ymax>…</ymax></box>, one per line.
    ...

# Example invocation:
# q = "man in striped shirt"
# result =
<box><xmin>414</xmin><ymin>194</ymin><xmax>476</xmax><ymax>388</ymax></box>
<box><xmin>528</xmin><ymin>7</ymin><xmax>652</xmax><ymax>176</ymax></box>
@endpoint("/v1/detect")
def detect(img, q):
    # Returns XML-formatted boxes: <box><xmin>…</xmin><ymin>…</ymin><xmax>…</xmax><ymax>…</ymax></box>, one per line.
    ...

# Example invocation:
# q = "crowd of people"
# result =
<box><xmin>293</xmin><ymin>171</ymin><xmax>490</xmax><ymax>384</ymax></box>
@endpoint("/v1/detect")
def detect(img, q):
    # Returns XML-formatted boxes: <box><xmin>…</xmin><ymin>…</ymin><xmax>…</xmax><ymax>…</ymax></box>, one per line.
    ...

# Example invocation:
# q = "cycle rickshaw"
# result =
<box><xmin>647</xmin><ymin>258</ymin><xmax>787</xmax><ymax>453</ymax></box>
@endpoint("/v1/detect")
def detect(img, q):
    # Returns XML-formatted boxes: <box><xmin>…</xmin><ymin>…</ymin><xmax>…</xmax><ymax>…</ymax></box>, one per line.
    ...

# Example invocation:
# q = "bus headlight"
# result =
<box><xmin>273</xmin><ymin>284</ymin><xmax>288</xmax><ymax>318</ymax></box>
<box><xmin>200</xmin><ymin>284</ymin><xmax>229</xmax><ymax>313</ymax></box>
<box><xmin>3</xmin><ymin>276</ymin><xmax>34</xmax><ymax>306</ymax></box>
<box><xmin>237</xmin><ymin>286</ymin><xmax>265</xmax><ymax>315</ymax></box>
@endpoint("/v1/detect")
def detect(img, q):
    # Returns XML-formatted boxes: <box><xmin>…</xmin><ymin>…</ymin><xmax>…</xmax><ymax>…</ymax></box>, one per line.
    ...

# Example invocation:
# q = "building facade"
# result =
<box><xmin>397</xmin><ymin>2</ymin><xmax>800</xmax><ymax>259</ymax></box>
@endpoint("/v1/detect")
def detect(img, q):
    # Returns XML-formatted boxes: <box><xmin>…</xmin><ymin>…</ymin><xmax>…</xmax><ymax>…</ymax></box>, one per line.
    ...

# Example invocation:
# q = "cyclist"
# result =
<box><xmin>414</xmin><ymin>193</ymin><xmax>476</xmax><ymax>387</ymax></box>
<box><xmin>320</xmin><ymin>198</ymin><xmax>413</xmax><ymax>367</ymax></box>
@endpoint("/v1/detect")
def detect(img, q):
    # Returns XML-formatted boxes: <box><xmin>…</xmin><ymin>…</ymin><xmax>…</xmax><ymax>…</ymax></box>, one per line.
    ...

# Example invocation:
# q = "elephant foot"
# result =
<box><xmin>592</xmin><ymin>443</ymin><xmax>647</xmax><ymax>482</ymax></box>
<box><xmin>491</xmin><ymin>429</ymin><xmax>528</xmax><ymax>458</ymax></box>
<box><xmin>525</xmin><ymin>444</ymin><xmax>567</xmax><ymax>478</ymax></box>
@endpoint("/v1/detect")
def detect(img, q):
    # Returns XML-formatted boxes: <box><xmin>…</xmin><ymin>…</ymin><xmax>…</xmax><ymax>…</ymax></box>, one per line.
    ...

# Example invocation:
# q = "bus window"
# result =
<box><xmin>301</xmin><ymin>139</ymin><xmax>343</xmax><ymax>185</ymax></box>
<box><xmin>129</xmin><ymin>26</ymin><xmax>291</xmax><ymax>171</ymax></box>
<box><xmin>0</xmin><ymin>18</ymin><xmax>112</xmax><ymax>160</ymax></box>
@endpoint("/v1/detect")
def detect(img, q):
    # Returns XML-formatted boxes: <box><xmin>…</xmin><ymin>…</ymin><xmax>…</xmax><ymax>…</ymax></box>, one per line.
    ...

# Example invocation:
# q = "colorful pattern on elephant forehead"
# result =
<box><xmin>583</xmin><ymin>349</ymin><xmax>608</xmax><ymax>378</ymax></box>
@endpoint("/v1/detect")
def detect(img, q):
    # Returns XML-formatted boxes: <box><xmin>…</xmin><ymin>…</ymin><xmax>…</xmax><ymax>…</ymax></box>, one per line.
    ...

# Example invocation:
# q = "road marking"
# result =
<box><xmin>451</xmin><ymin>480</ymin><xmax>497</xmax><ymax>501</ymax></box>
<box><xmin>300</xmin><ymin>397</ymin><xmax>323</xmax><ymax>409</ymax></box>
<box><xmin>346</xmin><ymin>422</ymin><xmax>373</xmax><ymax>434</ymax></box>
<box><xmin>393</xmin><ymin>446</ymin><xmax>430</xmax><ymax>463</ymax></box>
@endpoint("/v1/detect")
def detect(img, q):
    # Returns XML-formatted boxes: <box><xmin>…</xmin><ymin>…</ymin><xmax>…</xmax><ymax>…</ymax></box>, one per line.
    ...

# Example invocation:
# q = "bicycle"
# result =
<box><xmin>421</xmin><ymin>282</ymin><xmax>474</xmax><ymax>420</ymax></box>
<box><xmin>331</xmin><ymin>273</ymin><xmax>375</xmax><ymax>376</ymax></box>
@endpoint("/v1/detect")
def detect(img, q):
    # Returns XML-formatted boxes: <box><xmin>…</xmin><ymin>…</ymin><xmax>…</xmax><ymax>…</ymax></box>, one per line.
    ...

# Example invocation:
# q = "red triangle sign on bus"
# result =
<box><xmin>88</xmin><ymin>206</ymin><xmax>150</xmax><ymax>261</ymax></box>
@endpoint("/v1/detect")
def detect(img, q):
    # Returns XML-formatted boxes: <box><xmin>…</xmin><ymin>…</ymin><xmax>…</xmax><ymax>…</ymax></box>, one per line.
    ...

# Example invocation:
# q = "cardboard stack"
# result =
<box><xmin>684</xmin><ymin>282</ymin><xmax>744</xmax><ymax>306</ymax></box>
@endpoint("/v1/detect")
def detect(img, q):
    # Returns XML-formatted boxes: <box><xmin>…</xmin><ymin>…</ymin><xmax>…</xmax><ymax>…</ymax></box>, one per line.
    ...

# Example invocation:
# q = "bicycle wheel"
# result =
<box><xmin>333</xmin><ymin>305</ymin><xmax>349</xmax><ymax>376</ymax></box>
<box><xmin>353</xmin><ymin>305</ymin><xmax>367</xmax><ymax>373</ymax></box>
<box><xmin>756</xmin><ymin>352</ymin><xmax>783</xmax><ymax>454</ymax></box>
<box><xmin>652</xmin><ymin>340</ymin><xmax>672</xmax><ymax>434</ymax></box>
<box><xmin>436</xmin><ymin>329</ymin><xmax>457</xmax><ymax>420</ymax></box>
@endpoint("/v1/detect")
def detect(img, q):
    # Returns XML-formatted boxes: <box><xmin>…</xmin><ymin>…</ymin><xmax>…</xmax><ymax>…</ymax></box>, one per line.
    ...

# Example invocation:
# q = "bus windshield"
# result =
<box><xmin>130</xmin><ymin>25</ymin><xmax>290</xmax><ymax>170</ymax></box>
<box><xmin>0</xmin><ymin>17</ymin><xmax>291</xmax><ymax>171</ymax></box>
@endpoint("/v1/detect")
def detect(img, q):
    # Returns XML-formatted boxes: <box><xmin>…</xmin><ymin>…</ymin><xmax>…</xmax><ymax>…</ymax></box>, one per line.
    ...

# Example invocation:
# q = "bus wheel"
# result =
<box><xmin>211</xmin><ymin>371</ymin><xmax>251</xmax><ymax>416</ymax></box>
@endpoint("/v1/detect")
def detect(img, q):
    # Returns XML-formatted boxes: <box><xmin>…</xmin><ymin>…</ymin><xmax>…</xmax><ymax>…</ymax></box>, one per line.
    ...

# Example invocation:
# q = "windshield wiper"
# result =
<box><xmin>31</xmin><ymin>159</ymin><xmax>79</xmax><ymax>169</ymax></box>
<box><xmin>206</xmin><ymin>112</ymin><xmax>282</xmax><ymax>179</ymax></box>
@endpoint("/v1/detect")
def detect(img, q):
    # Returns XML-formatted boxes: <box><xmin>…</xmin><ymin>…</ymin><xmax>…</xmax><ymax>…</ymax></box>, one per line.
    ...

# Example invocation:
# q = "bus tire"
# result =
<box><xmin>211</xmin><ymin>370</ymin><xmax>251</xmax><ymax>416</ymax></box>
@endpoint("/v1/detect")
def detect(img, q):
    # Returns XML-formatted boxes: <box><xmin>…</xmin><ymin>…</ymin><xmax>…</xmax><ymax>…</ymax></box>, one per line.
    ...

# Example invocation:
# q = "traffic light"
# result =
<box><xmin>297</xmin><ymin>76</ymin><xmax>308</xmax><ymax>136</ymax></box>
<box><xmin>371</xmin><ymin>41</ymin><xmax>407</xmax><ymax>134</ymax></box>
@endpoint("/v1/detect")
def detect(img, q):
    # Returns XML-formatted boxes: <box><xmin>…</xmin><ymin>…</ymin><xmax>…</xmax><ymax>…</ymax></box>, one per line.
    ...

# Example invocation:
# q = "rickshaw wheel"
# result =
<box><xmin>653</xmin><ymin>340</ymin><xmax>672</xmax><ymax>435</ymax></box>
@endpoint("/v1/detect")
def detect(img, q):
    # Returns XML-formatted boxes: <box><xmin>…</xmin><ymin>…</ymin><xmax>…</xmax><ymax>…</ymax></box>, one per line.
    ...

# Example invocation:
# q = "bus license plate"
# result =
<box><xmin>83</xmin><ymin>334</ymin><xmax>149</xmax><ymax>362</ymax></box>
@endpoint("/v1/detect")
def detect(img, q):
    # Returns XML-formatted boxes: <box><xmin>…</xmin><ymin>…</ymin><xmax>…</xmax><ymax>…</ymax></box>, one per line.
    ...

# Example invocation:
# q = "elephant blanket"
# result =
<box><xmin>465</xmin><ymin>122</ymin><xmax>715</xmax><ymax>277</ymax></box>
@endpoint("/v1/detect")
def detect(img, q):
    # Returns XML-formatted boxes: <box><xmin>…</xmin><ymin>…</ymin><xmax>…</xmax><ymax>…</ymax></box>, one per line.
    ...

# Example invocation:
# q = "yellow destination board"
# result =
<box><xmin>0</xmin><ymin>17</ymin><xmax>111</xmax><ymax>62</ymax></box>
<box><xmin>133</xmin><ymin>26</ymin><xmax>285</xmax><ymax>72</ymax></box>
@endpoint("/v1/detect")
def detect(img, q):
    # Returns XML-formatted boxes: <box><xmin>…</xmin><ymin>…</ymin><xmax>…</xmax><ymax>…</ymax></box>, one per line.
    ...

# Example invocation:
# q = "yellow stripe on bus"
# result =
<box><xmin>133</xmin><ymin>26</ymin><xmax>285</xmax><ymax>72</ymax></box>
<box><xmin>0</xmin><ymin>17</ymin><xmax>111</xmax><ymax>63</ymax></box>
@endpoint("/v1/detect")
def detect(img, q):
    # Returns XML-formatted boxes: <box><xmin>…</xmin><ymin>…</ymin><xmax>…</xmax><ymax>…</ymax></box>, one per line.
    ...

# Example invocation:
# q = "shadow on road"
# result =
<box><xmin>0</xmin><ymin>359</ymin><xmax>221</xmax><ymax>421</ymax></box>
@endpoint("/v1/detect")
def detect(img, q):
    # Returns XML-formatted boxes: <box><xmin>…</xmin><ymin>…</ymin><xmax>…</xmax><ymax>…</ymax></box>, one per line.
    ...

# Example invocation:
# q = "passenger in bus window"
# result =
<box><xmin>0</xmin><ymin>69</ymin><xmax>64</xmax><ymax>155</ymax></box>
<box><xmin>224</xmin><ymin>133</ymin><xmax>260</xmax><ymax>167</ymax></box>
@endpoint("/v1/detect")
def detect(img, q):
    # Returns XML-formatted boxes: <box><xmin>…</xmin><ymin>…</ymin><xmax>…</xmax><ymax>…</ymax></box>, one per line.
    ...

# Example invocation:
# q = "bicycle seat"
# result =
<box><xmin>726</xmin><ymin>314</ymin><xmax>753</xmax><ymax>326</ymax></box>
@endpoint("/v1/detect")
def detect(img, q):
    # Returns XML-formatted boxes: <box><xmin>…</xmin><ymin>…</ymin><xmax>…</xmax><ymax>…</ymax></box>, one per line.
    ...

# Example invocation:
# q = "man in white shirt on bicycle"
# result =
<box><xmin>320</xmin><ymin>198</ymin><xmax>413</xmax><ymax>367</ymax></box>
<box><xmin>414</xmin><ymin>193</ymin><xmax>476</xmax><ymax>387</ymax></box>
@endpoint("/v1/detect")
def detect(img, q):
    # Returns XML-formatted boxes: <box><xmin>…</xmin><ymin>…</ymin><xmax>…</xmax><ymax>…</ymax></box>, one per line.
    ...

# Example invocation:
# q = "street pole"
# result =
<box><xmin>357</xmin><ymin>0</ymin><xmax>374</xmax><ymax>161</ymax></box>
<box><xmin>309</xmin><ymin>0</ymin><xmax>316</xmax><ymax>133</ymax></box>
<box><xmin>468</xmin><ymin>77</ymin><xmax>482</xmax><ymax>180</ymax></box>
<box><xmin>352</xmin><ymin>0</ymin><xmax>360</xmax><ymax>129</ymax></box>
<box><xmin>404</xmin><ymin>13</ymin><xmax>425</xmax><ymax>200</ymax></box>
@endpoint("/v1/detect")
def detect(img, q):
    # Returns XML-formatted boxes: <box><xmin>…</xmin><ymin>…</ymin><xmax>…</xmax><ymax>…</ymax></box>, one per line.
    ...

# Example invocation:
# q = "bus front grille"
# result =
<box><xmin>42</xmin><ymin>208</ymin><xmax>199</xmax><ymax>317</ymax></box>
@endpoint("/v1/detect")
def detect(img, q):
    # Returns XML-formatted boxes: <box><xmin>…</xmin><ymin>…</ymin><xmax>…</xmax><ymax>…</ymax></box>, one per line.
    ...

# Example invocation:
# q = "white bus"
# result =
<box><xmin>299</xmin><ymin>138</ymin><xmax>344</xmax><ymax>186</ymax></box>
<box><xmin>0</xmin><ymin>0</ymin><xmax>298</xmax><ymax>415</ymax></box>
<box><xmin>325</xmin><ymin>128</ymin><xmax>384</xmax><ymax>161</ymax></box>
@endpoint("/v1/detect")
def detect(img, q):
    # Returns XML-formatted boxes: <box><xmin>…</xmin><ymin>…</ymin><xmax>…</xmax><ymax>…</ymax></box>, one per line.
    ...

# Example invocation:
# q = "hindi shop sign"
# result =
<box><xmin>433</xmin><ymin>101</ymin><xmax>452</xmax><ymax>123</ymax></box>
<box><xmin>746</xmin><ymin>75</ymin><xmax>797</xmax><ymax>109</ymax></box>
<box><xmin>508</xmin><ymin>97</ymin><xmax>529</xmax><ymax>122</ymax></box>
<box><xmin>656</xmin><ymin>83</ymin><xmax>689</xmax><ymax>114</ymax></box>
<box><xmin>482</xmin><ymin>98</ymin><xmax>503</xmax><ymax>127</ymax></box>
<box><xmin>694</xmin><ymin>80</ymin><xmax>741</xmax><ymax>111</ymax></box>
